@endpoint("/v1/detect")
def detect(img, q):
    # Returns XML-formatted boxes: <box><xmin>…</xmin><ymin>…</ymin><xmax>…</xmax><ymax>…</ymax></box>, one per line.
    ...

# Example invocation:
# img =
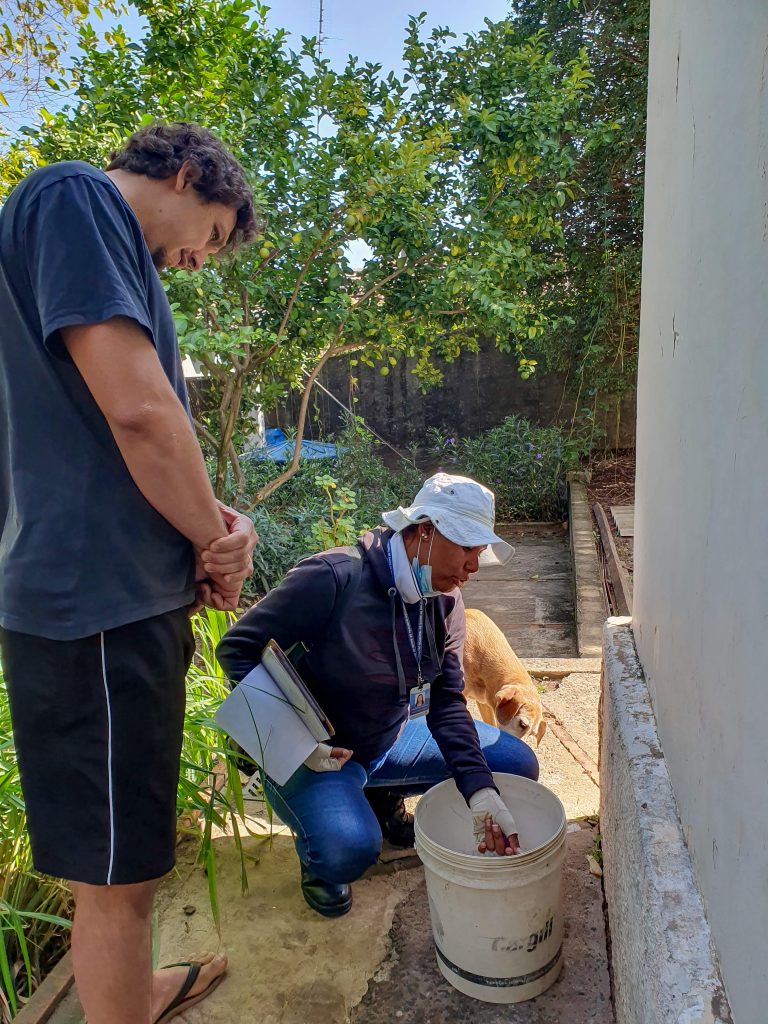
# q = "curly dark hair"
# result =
<box><xmin>107</xmin><ymin>122</ymin><xmax>260</xmax><ymax>250</ymax></box>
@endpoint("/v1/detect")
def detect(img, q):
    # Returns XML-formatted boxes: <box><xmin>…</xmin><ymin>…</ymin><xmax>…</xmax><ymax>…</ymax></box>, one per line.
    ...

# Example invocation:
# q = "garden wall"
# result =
<box><xmin>267</xmin><ymin>338</ymin><xmax>636</xmax><ymax>448</ymax></box>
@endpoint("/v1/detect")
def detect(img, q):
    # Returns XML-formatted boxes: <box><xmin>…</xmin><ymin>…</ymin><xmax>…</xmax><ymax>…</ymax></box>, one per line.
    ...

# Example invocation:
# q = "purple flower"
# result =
<box><xmin>446</xmin><ymin>437</ymin><xmax>456</xmax><ymax>445</ymax></box>
<box><xmin>527</xmin><ymin>443</ymin><xmax>535</xmax><ymax>450</ymax></box>
<box><xmin>536</xmin><ymin>453</ymin><xmax>543</xmax><ymax>460</ymax></box>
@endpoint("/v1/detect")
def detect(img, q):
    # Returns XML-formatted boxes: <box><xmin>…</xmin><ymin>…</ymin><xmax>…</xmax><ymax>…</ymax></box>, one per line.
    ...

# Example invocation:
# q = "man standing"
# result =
<box><xmin>0</xmin><ymin>123</ymin><xmax>258</xmax><ymax>1022</ymax></box>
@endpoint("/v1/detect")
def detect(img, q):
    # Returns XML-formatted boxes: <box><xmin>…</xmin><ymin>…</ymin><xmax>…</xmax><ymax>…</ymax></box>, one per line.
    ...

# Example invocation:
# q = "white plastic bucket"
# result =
<box><xmin>414</xmin><ymin>772</ymin><xmax>567</xmax><ymax>1003</ymax></box>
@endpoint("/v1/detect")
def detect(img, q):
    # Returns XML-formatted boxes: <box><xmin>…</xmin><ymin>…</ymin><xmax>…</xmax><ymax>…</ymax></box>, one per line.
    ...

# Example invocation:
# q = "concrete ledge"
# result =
<box><xmin>600</xmin><ymin>618</ymin><xmax>732</xmax><ymax>1024</ymax></box>
<box><xmin>524</xmin><ymin>657</ymin><xmax>602</xmax><ymax>677</ymax></box>
<box><xmin>568</xmin><ymin>481</ymin><xmax>606</xmax><ymax>657</ymax></box>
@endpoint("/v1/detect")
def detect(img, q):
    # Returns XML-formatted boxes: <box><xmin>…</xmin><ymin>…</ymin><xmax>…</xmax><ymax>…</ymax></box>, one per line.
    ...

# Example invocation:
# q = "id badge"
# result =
<box><xmin>408</xmin><ymin>682</ymin><xmax>431</xmax><ymax>718</ymax></box>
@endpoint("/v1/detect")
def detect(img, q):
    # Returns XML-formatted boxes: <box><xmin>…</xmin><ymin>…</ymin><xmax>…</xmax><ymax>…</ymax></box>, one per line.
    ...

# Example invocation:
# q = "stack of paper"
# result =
<box><xmin>214</xmin><ymin>641</ymin><xmax>333</xmax><ymax>785</ymax></box>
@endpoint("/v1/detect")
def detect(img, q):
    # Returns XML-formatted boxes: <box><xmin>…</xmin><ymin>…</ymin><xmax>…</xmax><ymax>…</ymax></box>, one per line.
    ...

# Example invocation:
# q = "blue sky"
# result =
<box><xmin>263</xmin><ymin>0</ymin><xmax>511</xmax><ymax>70</ymax></box>
<box><xmin>82</xmin><ymin>0</ymin><xmax>513</xmax><ymax>74</ymax></box>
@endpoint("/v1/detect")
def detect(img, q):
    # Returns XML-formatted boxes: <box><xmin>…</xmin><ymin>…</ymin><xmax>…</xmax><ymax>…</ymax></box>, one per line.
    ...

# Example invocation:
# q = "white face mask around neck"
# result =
<box><xmin>389</xmin><ymin>531</ymin><xmax>440</xmax><ymax>602</ymax></box>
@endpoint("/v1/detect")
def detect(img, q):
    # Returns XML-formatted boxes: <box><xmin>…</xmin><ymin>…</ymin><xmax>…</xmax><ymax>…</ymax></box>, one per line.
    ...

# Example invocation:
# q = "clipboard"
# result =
<box><xmin>214</xmin><ymin>640</ymin><xmax>334</xmax><ymax>785</ymax></box>
<box><xmin>261</xmin><ymin>640</ymin><xmax>335</xmax><ymax>742</ymax></box>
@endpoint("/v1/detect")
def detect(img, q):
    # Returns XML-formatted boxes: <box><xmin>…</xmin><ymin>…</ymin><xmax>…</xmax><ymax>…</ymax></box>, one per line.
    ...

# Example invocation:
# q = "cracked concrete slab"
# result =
<box><xmin>542</xmin><ymin>673</ymin><xmax>602</xmax><ymax>767</ymax></box>
<box><xmin>463</xmin><ymin>695</ymin><xmax>599</xmax><ymax>821</ymax></box>
<box><xmin>349</xmin><ymin>825</ymin><xmax>612</xmax><ymax>1024</ymax></box>
<box><xmin>153</xmin><ymin>834</ymin><xmax>423</xmax><ymax>1023</ymax></box>
<box><xmin>537</xmin><ymin>720</ymin><xmax>600</xmax><ymax>820</ymax></box>
<box><xmin>462</xmin><ymin>527</ymin><xmax>577</xmax><ymax>659</ymax></box>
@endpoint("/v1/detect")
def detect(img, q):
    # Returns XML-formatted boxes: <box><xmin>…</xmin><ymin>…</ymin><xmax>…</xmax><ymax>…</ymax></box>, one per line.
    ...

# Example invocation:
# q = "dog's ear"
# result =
<box><xmin>535</xmin><ymin>718</ymin><xmax>547</xmax><ymax>748</ymax></box>
<box><xmin>495</xmin><ymin>694</ymin><xmax>522</xmax><ymax>724</ymax></box>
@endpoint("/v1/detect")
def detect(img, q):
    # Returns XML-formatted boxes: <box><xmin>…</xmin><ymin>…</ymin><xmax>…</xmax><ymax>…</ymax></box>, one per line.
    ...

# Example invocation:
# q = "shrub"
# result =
<box><xmin>427</xmin><ymin>416</ymin><xmax>588</xmax><ymax>521</ymax></box>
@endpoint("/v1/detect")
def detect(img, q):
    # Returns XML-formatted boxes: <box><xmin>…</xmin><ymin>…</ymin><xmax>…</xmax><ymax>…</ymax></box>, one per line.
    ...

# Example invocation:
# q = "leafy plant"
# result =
<box><xmin>0</xmin><ymin>0</ymin><xmax>120</xmax><ymax>128</ymax></box>
<box><xmin>590</xmin><ymin>829</ymin><xmax>603</xmax><ymax>866</ymax></box>
<box><xmin>333</xmin><ymin>416</ymin><xmax>422</xmax><ymax>522</ymax></box>
<box><xmin>310</xmin><ymin>475</ymin><xmax>361</xmax><ymax>550</ymax></box>
<box><xmin>510</xmin><ymin>0</ymin><xmax>648</xmax><ymax>440</ymax></box>
<box><xmin>428</xmin><ymin>416</ymin><xmax>587</xmax><ymax>521</ymax></box>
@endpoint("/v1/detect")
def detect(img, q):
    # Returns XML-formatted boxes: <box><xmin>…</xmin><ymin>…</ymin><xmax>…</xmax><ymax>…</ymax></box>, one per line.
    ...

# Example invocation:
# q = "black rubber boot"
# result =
<box><xmin>300</xmin><ymin>864</ymin><xmax>353</xmax><ymax>918</ymax></box>
<box><xmin>365</xmin><ymin>789</ymin><xmax>415</xmax><ymax>848</ymax></box>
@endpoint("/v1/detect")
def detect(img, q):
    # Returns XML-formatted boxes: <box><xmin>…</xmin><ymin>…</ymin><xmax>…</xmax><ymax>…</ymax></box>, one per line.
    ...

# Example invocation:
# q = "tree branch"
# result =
<box><xmin>274</xmin><ymin>227</ymin><xmax>334</xmax><ymax>342</ymax></box>
<box><xmin>198</xmin><ymin>352</ymin><xmax>229</xmax><ymax>380</ymax></box>
<box><xmin>228</xmin><ymin>439</ymin><xmax>245</xmax><ymax>495</ymax></box>
<box><xmin>193</xmin><ymin>419</ymin><xmax>219</xmax><ymax>451</ymax></box>
<box><xmin>246</xmin><ymin>326</ymin><xmax>346</xmax><ymax>507</ymax></box>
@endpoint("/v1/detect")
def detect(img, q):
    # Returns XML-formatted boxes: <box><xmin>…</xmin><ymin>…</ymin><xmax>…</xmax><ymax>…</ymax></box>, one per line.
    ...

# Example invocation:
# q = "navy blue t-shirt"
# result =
<box><xmin>0</xmin><ymin>161</ymin><xmax>196</xmax><ymax>640</ymax></box>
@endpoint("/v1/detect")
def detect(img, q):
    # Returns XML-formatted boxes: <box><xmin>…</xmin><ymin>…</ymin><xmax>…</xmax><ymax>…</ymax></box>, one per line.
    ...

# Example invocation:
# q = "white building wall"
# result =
<box><xmin>633</xmin><ymin>2</ymin><xmax>768</xmax><ymax>1019</ymax></box>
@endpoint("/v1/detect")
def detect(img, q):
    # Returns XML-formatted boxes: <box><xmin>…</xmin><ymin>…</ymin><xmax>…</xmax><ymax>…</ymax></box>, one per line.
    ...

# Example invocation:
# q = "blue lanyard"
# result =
<box><xmin>386</xmin><ymin>542</ymin><xmax>425</xmax><ymax>682</ymax></box>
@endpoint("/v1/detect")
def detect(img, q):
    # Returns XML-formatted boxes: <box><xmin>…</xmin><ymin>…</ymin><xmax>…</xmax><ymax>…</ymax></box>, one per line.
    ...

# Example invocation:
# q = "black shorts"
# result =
<box><xmin>0</xmin><ymin>607</ymin><xmax>194</xmax><ymax>885</ymax></box>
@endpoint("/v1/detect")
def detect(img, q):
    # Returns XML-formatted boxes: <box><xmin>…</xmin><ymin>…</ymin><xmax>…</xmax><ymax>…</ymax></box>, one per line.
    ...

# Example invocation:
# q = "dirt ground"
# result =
<box><xmin>585</xmin><ymin>450</ymin><xmax>635</xmax><ymax>577</ymax></box>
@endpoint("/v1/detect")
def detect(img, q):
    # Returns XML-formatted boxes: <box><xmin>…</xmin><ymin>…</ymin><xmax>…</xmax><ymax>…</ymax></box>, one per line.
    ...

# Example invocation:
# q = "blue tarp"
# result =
<box><xmin>243</xmin><ymin>427</ymin><xmax>345</xmax><ymax>463</ymax></box>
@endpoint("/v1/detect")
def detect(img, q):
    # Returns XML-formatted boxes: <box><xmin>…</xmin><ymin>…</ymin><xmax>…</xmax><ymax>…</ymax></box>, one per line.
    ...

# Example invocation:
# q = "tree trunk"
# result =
<box><xmin>214</xmin><ymin>371</ymin><xmax>245</xmax><ymax>498</ymax></box>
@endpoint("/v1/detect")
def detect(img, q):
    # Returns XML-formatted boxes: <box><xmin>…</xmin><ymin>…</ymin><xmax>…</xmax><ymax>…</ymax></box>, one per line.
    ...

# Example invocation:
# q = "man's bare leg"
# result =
<box><xmin>71</xmin><ymin>880</ymin><xmax>226</xmax><ymax>1024</ymax></box>
<box><xmin>71</xmin><ymin>880</ymin><xmax>156</xmax><ymax>1024</ymax></box>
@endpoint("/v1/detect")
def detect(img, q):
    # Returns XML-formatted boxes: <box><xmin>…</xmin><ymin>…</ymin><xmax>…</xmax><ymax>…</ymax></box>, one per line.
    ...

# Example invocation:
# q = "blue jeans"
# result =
<box><xmin>262</xmin><ymin>717</ymin><xmax>539</xmax><ymax>884</ymax></box>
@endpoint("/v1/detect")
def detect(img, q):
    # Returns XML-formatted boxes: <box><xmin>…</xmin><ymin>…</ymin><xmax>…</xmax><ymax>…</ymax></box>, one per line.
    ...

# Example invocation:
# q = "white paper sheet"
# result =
<box><xmin>214</xmin><ymin>663</ymin><xmax>318</xmax><ymax>785</ymax></box>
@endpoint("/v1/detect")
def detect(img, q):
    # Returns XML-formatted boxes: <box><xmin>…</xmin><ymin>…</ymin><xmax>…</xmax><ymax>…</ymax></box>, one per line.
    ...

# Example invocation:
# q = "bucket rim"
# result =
<box><xmin>414</xmin><ymin>773</ymin><xmax>567</xmax><ymax>868</ymax></box>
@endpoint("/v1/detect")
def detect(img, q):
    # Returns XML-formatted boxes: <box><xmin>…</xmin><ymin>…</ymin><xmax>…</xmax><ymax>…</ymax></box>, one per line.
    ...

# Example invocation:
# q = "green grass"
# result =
<box><xmin>0</xmin><ymin>672</ymin><xmax>71</xmax><ymax>1022</ymax></box>
<box><xmin>180</xmin><ymin>608</ymin><xmax>261</xmax><ymax>918</ymax></box>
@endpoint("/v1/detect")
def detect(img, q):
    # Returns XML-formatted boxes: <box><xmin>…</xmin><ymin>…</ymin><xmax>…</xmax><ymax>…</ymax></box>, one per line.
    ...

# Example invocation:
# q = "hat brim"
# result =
<box><xmin>381</xmin><ymin>507</ymin><xmax>514</xmax><ymax>566</ymax></box>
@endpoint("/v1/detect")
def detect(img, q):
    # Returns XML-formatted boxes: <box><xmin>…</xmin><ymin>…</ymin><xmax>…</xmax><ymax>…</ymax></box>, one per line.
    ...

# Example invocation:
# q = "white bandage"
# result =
<box><xmin>468</xmin><ymin>787</ymin><xmax>518</xmax><ymax>846</ymax></box>
<box><xmin>304</xmin><ymin>743</ymin><xmax>344</xmax><ymax>772</ymax></box>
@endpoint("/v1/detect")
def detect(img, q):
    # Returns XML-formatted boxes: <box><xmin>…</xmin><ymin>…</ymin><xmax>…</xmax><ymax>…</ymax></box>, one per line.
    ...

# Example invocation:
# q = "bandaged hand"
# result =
<box><xmin>304</xmin><ymin>743</ymin><xmax>353</xmax><ymax>773</ymax></box>
<box><xmin>469</xmin><ymin>787</ymin><xmax>521</xmax><ymax>856</ymax></box>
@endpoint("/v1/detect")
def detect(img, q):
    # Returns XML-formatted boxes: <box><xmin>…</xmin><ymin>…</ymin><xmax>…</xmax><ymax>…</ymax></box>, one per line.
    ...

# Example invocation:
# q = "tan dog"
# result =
<box><xmin>462</xmin><ymin>608</ymin><xmax>547</xmax><ymax>746</ymax></box>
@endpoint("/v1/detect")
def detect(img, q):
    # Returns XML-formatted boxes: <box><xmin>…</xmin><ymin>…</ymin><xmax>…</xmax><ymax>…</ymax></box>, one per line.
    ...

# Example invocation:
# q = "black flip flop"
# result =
<box><xmin>153</xmin><ymin>959</ymin><xmax>225</xmax><ymax>1024</ymax></box>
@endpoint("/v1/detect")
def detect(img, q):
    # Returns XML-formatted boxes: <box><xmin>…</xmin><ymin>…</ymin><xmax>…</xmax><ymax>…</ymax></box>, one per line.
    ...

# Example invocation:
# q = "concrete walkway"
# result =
<box><xmin>469</xmin><ymin>522</ymin><xmax>577</xmax><ymax>657</ymax></box>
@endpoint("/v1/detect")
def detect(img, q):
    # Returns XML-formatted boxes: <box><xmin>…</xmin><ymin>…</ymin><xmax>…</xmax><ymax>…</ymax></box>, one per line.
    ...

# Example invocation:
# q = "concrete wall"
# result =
<box><xmin>271</xmin><ymin>338</ymin><xmax>636</xmax><ymax>448</ymax></box>
<box><xmin>601</xmin><ymin>620</ymin><xmax>732</xmax><ymax>1024</ymax></box>
<box><xmin>633</xmin><ymin>2</ymin><xmax>768</xmax><ymax>1019</ymax></box>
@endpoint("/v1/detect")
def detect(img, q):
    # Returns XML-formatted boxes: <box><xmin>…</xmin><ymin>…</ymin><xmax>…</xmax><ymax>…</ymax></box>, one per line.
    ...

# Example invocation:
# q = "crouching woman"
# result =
<box><xmin>216</xmin><ymin>474</ymin><xmax>538</xmax><ymax>917</ymax></box>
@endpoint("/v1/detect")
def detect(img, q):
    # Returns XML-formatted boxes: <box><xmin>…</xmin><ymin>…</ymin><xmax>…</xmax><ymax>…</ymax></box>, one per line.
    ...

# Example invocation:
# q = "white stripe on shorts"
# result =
<box><xmin>99</xmin><ymin>632</ymin><xmax>116</xmax><ymax>884</ymax></box>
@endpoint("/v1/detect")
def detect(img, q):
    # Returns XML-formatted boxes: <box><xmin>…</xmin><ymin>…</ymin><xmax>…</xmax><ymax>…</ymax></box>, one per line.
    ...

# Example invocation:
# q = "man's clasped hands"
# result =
<box><xmin>190</xmin><ymin>502</ymin><xmax>259</xmax><ymax>614</ymax></box>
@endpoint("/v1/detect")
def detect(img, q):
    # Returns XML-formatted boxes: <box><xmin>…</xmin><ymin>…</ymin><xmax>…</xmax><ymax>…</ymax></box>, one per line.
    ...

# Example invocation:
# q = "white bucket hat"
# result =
<box><xmin>382</xmin><ymin>473</ymin><xmax>514</xmax><ymax>566</ymax></box>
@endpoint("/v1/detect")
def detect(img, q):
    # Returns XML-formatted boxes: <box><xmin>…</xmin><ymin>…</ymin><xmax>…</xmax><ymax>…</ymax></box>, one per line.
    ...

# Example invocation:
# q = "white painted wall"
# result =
<box><xmin>633</xmin><ymin>3</ymin><xmax>768</xmax><ymax>1019</ymax></box>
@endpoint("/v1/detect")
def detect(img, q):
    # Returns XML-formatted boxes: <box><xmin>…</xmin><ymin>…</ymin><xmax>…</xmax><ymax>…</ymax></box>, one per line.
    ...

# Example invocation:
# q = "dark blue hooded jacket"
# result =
<box><xmin>216</xmin><ymin>526</ymin><xmax>496</xmax><ymax>802</ymax></box>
